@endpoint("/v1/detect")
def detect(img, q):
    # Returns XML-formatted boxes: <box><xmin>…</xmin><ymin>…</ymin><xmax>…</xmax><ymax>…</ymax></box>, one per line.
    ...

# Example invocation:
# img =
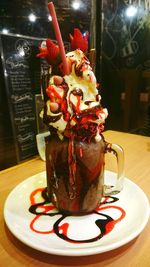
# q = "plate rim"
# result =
<box><xmin>3</xmin><ymin>170</ymin><xmax>150</xmax><ymax>256</ymax></box>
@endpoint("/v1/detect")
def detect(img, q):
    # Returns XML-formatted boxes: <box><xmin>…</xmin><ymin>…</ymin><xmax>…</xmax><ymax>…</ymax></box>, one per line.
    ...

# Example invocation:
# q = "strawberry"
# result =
<box><xmin>70</xmin><ymin>28</ymin><xmax>89</xmax><ymax>53</ymax></box>
<box><xmin>37</xmin><ymin>39</ymin><xmax>60</xmax><ymax>65</ymax></box>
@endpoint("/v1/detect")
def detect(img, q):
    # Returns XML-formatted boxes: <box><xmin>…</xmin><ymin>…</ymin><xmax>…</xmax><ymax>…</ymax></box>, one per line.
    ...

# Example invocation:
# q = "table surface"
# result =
<box><xmin>0</xmin><ymin>130</ymin><xmax>150</xmax><ymax>267</ymax></box>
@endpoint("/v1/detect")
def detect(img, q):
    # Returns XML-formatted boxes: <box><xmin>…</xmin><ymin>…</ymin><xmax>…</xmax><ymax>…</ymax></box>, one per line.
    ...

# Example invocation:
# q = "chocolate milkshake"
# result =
<box><xmin>37</xmin><ymin>29</ymin><xmax>123</xmax><ymax>215</ymax></box>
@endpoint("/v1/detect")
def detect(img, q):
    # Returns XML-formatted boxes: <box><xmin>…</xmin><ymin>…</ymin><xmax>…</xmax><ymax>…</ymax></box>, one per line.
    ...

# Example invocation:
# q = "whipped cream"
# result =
<box><xmin>42</xmin><ymin>49</ymin><xmax>108</xmax><ymax>141</ymax></box>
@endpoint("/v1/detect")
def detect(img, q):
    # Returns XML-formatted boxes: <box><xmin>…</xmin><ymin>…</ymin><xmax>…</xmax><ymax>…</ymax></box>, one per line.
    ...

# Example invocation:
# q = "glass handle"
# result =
<box><xmin>104</xmin><ymin>143</ymin><xmax>124</xmax><ymax>195</ymax></box>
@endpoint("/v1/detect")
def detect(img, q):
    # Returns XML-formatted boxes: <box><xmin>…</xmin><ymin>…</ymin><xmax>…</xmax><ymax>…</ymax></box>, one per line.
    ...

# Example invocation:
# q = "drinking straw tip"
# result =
<box><xmin>48</xmin><ymin>1</ymin><xmax>69</xmax><ymax>75</ymax></box>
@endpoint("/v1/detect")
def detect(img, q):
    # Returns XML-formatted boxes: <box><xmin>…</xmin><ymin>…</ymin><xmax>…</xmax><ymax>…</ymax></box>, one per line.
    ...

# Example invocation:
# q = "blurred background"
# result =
<box><xmin>0</xmin><ymin>0</ymin><xmax>150</xmax><ymax>170</ymax></box>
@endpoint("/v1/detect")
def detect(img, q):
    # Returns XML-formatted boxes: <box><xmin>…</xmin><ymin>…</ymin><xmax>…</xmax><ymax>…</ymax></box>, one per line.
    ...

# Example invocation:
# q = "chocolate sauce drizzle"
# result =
<box><xmin>29</xmin><ymin>188</ymin><xmax>126</xmax><ymax>244</ymax></box>
<box><xmin>42</xmin><ymin>51</ymin><xmax>105</xmax><ymax>143</ymax></box>
<box><xmin>42</xmin><ymin>52</ymin><xmax>107</xmax><ymax>206</ymax></box>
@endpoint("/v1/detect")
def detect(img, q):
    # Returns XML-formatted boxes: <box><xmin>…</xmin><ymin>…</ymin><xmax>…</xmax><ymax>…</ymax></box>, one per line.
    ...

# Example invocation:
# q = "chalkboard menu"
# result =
<box><xmin>0</xmin><ymin>33</ymin><xmax>43</xmax><ymax>162</ymax></box>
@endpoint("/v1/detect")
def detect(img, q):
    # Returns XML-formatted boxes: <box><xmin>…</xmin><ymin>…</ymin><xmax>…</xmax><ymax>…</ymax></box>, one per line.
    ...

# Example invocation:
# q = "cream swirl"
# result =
<box><xmin>42</xmin><ymin>49</ymin><xmax>108</xmax><ymax>141</ymax></box>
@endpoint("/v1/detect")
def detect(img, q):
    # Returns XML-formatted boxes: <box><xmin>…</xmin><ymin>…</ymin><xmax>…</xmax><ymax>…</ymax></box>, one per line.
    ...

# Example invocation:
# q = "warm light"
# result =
<box><xmin>125</xmin><ymin>5</ymin><xmax>137</xmax><ymax>17</ymax></box>
<box><xmin>2</xmin><ymin>28</ymin><xmax>9</xmax><ymax>34</ymax></box>
<box><xmin>72</xmin><ymin>0</ymin><xmax>81</xmax><ymax>10</ymax></box>
<box><xmin>28</xmin><ymin>13</ymin><xmax>37</xmax><ymax>22</ymax></box>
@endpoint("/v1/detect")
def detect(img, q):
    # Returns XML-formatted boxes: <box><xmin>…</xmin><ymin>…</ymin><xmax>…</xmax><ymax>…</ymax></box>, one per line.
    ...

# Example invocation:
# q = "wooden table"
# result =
<box><xmin>0</xmin><ymin>131</ymin><xmax>150</xmax><ymax>267</ymax></box>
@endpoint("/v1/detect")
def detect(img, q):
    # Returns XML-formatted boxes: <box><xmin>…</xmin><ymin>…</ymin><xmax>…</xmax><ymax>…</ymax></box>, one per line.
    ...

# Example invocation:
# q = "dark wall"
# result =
<box><xmin>100</xmin><ymin>0</ymin><xmax>150</xmax><ymax>132</ymax></box>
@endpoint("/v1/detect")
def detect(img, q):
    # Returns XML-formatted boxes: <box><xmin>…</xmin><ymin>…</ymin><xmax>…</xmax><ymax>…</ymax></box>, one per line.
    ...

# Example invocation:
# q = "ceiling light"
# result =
<box><xmin>72</xmin><ymin>1</ymin><xmax>81</xmax><ymax>10</ymax></box>
<box><xmin>48</xmin><ymin>15</ymin><xmax>52</xmax><ymax>21</ymax></box>
<box><xmin>28</xmin><ymin>13</ymin><xmax>37</xmax><ymax>22</ymax></box>
<box><xmin>125</xmin><ymin>5</ymin><xmax>137</xmax><ymax>17</ymax></box>
<box><xmin>2</xmin><ymin>28</ymin><xmax>9</xmax><ymax>34</ymax></box>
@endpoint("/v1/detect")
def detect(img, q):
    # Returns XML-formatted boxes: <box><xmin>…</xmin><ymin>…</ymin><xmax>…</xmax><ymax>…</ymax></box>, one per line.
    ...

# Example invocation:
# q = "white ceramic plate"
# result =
<box><xmin>4</xmin><ymin>171</ymin><xmax>149</xmax><ymax>256</ymax></box>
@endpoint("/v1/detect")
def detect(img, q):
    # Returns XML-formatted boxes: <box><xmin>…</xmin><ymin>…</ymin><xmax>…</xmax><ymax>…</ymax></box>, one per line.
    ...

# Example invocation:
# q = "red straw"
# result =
<box><xmin>48</xmin><ymin>2</ymin><xmax>69</xmax><ymax>75</ymax></box>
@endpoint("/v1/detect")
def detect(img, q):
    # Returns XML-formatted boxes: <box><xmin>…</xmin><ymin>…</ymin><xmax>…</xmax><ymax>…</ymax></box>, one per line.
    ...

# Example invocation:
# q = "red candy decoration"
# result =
<box><xmin>37</xmin><ymin>39</ymin><xmax>60</xmax><ymax>65</ymax></box>
<box><xmin>70</xmin><ymin>28</ymin><xmax>89</xmax><ymax>53</ymax></box>
<box><xmin>37</xmin><ymin>28</ymin><xmax>89</xmax><ymax>67</ymax></box>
